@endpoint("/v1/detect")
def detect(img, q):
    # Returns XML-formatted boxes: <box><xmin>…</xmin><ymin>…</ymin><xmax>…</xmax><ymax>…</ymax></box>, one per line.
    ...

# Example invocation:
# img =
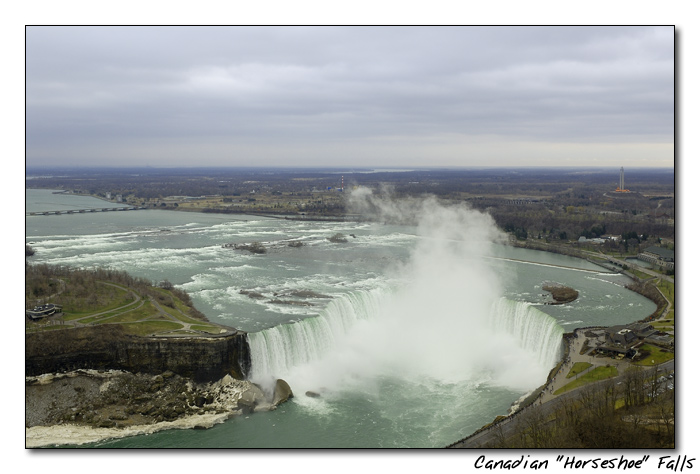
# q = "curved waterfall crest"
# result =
<box><xmin>248</xmin><ymin>289</ymin><xmax>564</xmax><ymax>382</ymax></box>
<box><xmin>247</xmin><ymin>287</ymin><xmax>389</xmax><ymax>380</ymax></box>
<box><xmin>490</xmin><ymin>297</ymin><xmax>564</xmax><ymax>368</ymax></box>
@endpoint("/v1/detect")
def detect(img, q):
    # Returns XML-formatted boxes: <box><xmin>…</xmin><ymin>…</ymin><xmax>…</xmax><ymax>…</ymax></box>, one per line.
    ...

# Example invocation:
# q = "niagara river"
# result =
<box><xmin>25</xmin><ymin>189</ymin><xmax>656</xmax><ymax>448</ymax></box>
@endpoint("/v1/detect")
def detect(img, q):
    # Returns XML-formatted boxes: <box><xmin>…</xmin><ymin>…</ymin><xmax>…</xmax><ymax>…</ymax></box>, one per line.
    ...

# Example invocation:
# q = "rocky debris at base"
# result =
<box><xmin>26</xmin><ymin>369</ymin><xmax>293</xmax><ymax>446</ymax></box>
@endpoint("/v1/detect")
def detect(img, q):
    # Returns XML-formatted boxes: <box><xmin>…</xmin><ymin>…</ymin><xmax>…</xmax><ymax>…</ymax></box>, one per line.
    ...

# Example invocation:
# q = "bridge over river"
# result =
<box><xmin>27</xmin><ymin>206</ymin><xmax>147</xmax><ymax>216</ymax></box>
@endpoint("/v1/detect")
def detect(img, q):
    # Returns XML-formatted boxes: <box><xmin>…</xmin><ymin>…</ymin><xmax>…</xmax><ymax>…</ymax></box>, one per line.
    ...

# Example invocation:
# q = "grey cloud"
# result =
<box><xmin>26</xmin><ymin>26</ymin><xmax>674</xmax><ymax>167</ymax></box>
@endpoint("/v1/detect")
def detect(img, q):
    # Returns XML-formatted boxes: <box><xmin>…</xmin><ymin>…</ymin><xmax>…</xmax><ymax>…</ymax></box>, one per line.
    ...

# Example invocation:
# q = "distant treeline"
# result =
<box><xmin>26</xmin><ymin>167</ymin><xmax>675</xmax><ymax>240</ymax></box>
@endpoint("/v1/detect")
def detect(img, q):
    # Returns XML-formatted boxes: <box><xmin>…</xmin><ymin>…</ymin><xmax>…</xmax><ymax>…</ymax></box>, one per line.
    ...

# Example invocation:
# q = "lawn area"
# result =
<box><xmin>77</xmin><ymin>299</ymin><xmax>146</xmax><ymax>324</ymax></box>
<box><xmin>61</xmin><ymin>283</ymin><xmax>136</xmax><ymax>320</ymax></box>
<box><xmin>96</xmin><ymin>302</ymin><xmax>158</xmax><ymax>323</ymax></box>
<box><xmin>150</xmin><ymin>288</ymin><xmax>209</xmax><ymax>325</ymax></box>
<box><xmin>566</xmin><ymin>362</ymin><xmax>592</xmax><ymax>378</ymax></box>
<box><xmin>119</xmin><ymin>321</ymin><xmax>184</xmax><ymax>336</ymax></box>
<box><xmin>656</xmin><ymin>280</ymin><xmax>674</xmax><ymax>320</ymax></box>
<box><xmin>657</xmin><ymin>280</ymin><xmax>675</xmax><ymax>306</ymax></box>
<box><xmin>62</xmin><ymin>293</ymin><xmax>137</xmax><ymax>320</ymax></box>
<box><xmin>174</xmin><ymin>312</ymin><xmax>211</xmax><ymax>325</ymax></box>
<box><xmin>634</xmin><ymin>344</ymin><xmax>675</xmax><ymax>366</ymax></box>
<box><xmin>25</xmin><ymin>322</ymin><xmax>67</xmax><ymax>333</ymax></box>
<box><xmin>190</xmin><ymin>324</ymin><xmax>226</xmax><ymax>334</ymax></box>
<box><xmin>629</xmin><ymin>268</ymin><xmax>654</xmax><ymax>280</ymax></box>
<box><xmin>555</xmin><ymin>365</ymin><xmax>618</xmax><ymax>395</ymax></box>
<box><xmin>651</xmin><ymin>319</ymin><xmax>674</xmax><ymax>332</ymax></box>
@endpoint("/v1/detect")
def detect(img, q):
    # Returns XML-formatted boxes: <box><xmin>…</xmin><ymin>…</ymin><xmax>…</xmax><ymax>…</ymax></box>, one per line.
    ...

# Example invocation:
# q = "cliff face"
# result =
<box><xmin>26</xmin><ymin>326</ymin><xmax>251</xmax><ymax>382</ymax></box>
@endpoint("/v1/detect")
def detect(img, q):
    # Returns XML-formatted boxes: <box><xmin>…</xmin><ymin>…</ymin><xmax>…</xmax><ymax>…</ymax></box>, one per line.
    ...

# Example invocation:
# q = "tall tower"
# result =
<box><xmin>620</xmin><ymin>167</ymin><xmax>624</xmax><ymax>191</ymax></box>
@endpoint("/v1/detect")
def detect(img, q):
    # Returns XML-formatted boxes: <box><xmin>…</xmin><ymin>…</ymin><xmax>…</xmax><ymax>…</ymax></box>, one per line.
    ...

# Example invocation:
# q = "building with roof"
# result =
<box><xmin>598</xmin><ymin>322</ymin><xmax>659</xmax><ymax>358</ymax></box>
<box><xmin>26</xmin><ymin>303</ymin><xmax>63</xmax><ymax>321</ymax></box>
<box><xmin>638</xmin><ymin>246</ymin><xmax>675</xmax><ymax>271</ymax></box>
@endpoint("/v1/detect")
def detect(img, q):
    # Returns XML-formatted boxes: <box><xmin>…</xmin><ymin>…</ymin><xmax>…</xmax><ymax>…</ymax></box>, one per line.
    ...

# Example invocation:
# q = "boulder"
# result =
<box><xmin>254</xmin><ymin>402</ymin><xmax>275</xmax><ymax>412</ymax></box>
<box><xmin>238</xmin><ymin>384</ymin><xmax>267</xmax><ymax>414</ymax></box>
<box><xmin>272</xmin><ymin>379</ymin><xmax>294</xmax><ymax>406</ymax></box>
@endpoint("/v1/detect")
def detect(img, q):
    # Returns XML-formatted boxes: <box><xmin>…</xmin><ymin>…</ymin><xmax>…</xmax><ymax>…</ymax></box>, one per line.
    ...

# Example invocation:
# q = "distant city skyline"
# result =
<box><xmin>26</xmin><ymin>26</ymin><xmax>674</xmax><ymax>169</ymax></box>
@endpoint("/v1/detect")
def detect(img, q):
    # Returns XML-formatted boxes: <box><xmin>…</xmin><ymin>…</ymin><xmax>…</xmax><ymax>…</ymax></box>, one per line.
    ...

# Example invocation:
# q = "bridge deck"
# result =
<box><xmin>27</xmin><ymin>207</ymin><xmax>146</xmax><ymax>216</ymax></box>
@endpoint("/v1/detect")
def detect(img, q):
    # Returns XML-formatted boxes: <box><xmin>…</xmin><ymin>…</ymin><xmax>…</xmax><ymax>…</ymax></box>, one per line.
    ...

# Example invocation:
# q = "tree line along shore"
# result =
<box><xmin>26</xmin><ymin>166</ymin><xmax>674</xmax><ymax>254</ymax></box>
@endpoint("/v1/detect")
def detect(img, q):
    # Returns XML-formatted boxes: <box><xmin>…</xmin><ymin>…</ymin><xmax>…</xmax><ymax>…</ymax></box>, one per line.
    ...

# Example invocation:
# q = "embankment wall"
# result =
<box><xmin>26</xmin><ymin>325</ymin><xmax>251</xmax><ymax>383</ymax></box>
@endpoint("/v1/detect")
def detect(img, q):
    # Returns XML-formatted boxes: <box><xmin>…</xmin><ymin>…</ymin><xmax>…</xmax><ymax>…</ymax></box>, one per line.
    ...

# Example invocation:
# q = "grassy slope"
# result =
<box><xmin>26</xmin><ymin>267</ymin><xmax>228</xmax><ymax>337</ymax></box>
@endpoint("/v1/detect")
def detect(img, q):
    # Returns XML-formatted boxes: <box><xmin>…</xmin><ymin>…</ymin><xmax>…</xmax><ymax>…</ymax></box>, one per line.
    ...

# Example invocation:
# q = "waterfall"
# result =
<box><xmin>248</xmin><ymin>290</ymin><xmax>565</xmax><ymax>384</ymax></box>
<box><xmin>490</xmin><ymin>297</ymin><xmax>564</xmax><ymax>369</ymax></box>
<box><xmin>247</xmin><ymin>288</ymin><xmax>388</xmax><ymax>381</ymax></box>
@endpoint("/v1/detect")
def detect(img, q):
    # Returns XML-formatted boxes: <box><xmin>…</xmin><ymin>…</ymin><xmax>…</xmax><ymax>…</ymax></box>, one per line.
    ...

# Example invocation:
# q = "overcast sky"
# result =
<box><xmin>26</xmin><ymin>26</ymin><xmax>674</xmax><ymax>168</ymax></box>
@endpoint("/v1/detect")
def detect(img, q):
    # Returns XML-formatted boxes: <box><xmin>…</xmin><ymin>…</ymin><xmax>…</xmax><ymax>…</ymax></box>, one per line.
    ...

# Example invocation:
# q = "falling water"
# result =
<box><xmin>489</xmin><ymin>298</ymin><xmax>564</xmax><ymax>368</ymax></box>
<box><xmin>247</xmin><ymin>290</ymin><xmax>564</xmax><ymax>392</ymax></box>
<box><xmin>247</xmin><ymin>288</ymin><xmax>389</xmax><ymax>380</ymax></box>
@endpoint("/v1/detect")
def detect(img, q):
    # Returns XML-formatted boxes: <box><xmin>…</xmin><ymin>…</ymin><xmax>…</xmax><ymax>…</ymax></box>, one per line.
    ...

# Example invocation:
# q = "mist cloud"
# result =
<box><xmin>263</xmin><ymin>191</ymin><xmax>550</xmax><ymax>394</ymax></box>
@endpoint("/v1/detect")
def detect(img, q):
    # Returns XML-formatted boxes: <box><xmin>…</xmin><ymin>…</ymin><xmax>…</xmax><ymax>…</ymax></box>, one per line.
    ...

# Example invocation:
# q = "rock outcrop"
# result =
<box><xmin>238</xmin><ymin>384</ymin><xmax>267</xmax><ymax>414</ymax></box>
<box><xmin>542</xmin><ymin>283</ymin><xmax>579</xmax><ymax>305</ymax></box>
<box><xmin>25</xmin><ymin>369</ymin><xmax>254</xmax><ymax>429</ymax></box>
<box><xmin>272</xmin><ymin>379</ymin><xmax>294</xmax><ymax>406</ymax></box>
<box><xmin>25</xmin><ymin>325</ymin><xmax>251</xmax><ymax>382</ymax></box>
